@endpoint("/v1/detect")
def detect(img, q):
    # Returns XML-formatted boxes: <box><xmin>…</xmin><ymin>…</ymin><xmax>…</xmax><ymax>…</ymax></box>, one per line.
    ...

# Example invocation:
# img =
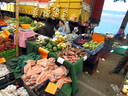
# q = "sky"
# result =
<box><xmin>103</xmin><ymin>0</ymin><xmax>128</xmax><ymax>12</ymax></box>
<box><xmin>94</xmin><ymin>0</ymin><xmax>128</xmax><ymax>34</ymax></box>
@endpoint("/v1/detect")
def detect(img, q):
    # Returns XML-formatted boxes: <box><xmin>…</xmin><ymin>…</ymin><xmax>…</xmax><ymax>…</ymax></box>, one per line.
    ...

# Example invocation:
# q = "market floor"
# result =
<box><xmin>77</xmin><ymin>53</ymin><xmax>125</xmax><ymax>96</ymax></box>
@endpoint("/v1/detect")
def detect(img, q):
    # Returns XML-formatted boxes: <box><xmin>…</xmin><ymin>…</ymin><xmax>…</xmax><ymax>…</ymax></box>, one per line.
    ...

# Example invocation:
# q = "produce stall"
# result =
<box><xmin>26</xmin><ymin>32</ymin><xmax>105</xmax><ymax>75</ymax></box>
<box><xmin>0</xmin><ymin>14</ymin><xmax>105</xmax><ymax>96</ymax></box>
<box><xmin>0</xmin><ymin>29</ymin><xmax>16</xmax><ymax>59</ymax></box>
<box><xmin>0</xmin><ymin>0</ymin><xmax>106</xmax><ymax>96</ymax></box>
<box><xmin>0</xmin><ymin>0</ymin><xmax>91</xmax><ymax>24</ymax></box>
<box><xmin>6</xmin><ymin>53</ymin><xmax>76</xmax><ymax>96</ymax></box>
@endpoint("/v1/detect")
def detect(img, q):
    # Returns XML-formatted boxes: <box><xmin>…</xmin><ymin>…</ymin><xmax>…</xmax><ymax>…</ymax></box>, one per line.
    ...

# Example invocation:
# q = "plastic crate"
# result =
<box><xmin>0</xmin><ymin>72</ymin><xmax>15</xmax><ymax>87</ymax></box>
<box><xmin>0</xmin><ymin>78</ymin><xmax>35</xmax><ymax>96</ymax></box>
<box><xmin>0</xmin><ymin>48</ymin><xmax>16</xmax><ymax>59</ymax></box>
<box><xmin>48</xmin><ymin>53</ymin><xmax>81</xmax><ymax>96</ymax></box>
<box><xmin>0</xmin><ymin>25</ymin><xmax>7</xmax><ymax>28</ymax></box>
<box><xmin>32</xmin><ymin>80</ymin><xmax>72</xmax><ymax>96</ymax></box>
<box><xmin>72</xmin><ymin>35</ymin><xmax>104</xmax><ymax>55</ymax></box>
<box><xmin>92</xmin><ymin>33</ymin><xmax>105</xmax><ymax>43</ymax></box>
<box><xmin>72</xmin><ymin>35</ymin><xmax>91</xmax><ymax>46</ymax></box>
<box><xmin>72</xmin><ymin>41</ymin><xmax>104</xmax><ymax>55</ymax></box>
<box><xmin>49</xmin><ymin>52</ymin><xmax>85</xmax><ymax>78</ymax></box>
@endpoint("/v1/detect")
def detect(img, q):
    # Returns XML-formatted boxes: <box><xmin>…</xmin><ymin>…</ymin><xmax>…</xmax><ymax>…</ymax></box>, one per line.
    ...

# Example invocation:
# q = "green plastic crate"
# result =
<box><xmin>48</xmin><ymin>52</ymin><xmax>84</xmax><ymax>78</ymax></box>
<box><xmin>58</xmin><ymin>84</ymin><xmax>72</xmax><ymax>96</ymax></box>
<box><xmin>48</xmin><ymin>52</ymin><xmax>81</xmax><ymax>96</ymax></box>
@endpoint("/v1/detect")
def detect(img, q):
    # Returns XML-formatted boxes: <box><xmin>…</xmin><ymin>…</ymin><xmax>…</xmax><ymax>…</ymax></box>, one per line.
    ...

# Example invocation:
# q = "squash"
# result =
<box><xmin>38</xmin><ymin>47</ymin><xmax>49</xmax><ymax>59</ymax></box>
<box><xmin>20</xmin><ymin>24</ymin><xmax>31</xmax><ymax>29</ymax></box>
<box><xmin>1</xmin><ymin>30</ymin><xmax>10</xmax><ymax>38</ymax></box>
<box><xmin>0</xmin><ymin>58</ymin><xmax>6</xmax><ymax>63</ymax></box>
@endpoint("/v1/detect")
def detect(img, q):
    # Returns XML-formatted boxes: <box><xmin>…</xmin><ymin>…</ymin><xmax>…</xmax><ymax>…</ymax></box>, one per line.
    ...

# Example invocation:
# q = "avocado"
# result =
<box><xmin>53</xmin><ymin>47</ymin><xmax>58</xmax><ymax>52</ymax></box>
<box><xmin>47</xmin><ymin>43</ymin><xmax>53</xmax><ymax>49</ymax></box>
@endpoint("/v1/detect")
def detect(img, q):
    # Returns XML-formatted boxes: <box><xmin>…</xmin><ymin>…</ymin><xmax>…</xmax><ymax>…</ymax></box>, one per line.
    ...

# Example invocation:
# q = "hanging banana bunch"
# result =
<box><xmin>61</xmin><ymin>8</ymin><xmax>68</xmax><ymax>21</ymax></box>
<box><xmin>32</xmin><ymin>6</ymin><xmax>39</xmax><ymax>18</ymax></box>
<box><xmin>43</xmin><ymin>7</ymin><xmax>51</xmax><ymax>18</ymax></box>
<box><xmin>52</xmin><ymin>5</ymin><xmax>60</xmax><ymax>19</ymax></box>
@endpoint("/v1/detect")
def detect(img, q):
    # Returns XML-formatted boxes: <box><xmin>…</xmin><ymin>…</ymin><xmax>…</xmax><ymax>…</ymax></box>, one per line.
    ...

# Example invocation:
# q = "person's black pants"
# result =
<box><xmin>114</xmin><ymin>55</ymin><xmax>128</xmax><ymax>73</ymax></box>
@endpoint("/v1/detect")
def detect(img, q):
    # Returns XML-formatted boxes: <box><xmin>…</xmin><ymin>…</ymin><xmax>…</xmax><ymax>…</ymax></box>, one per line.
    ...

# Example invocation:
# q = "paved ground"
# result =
<box><xmin>77</xmin><ymin>53</ymin><xmax>125</xmax><ymax>96</ymax></box>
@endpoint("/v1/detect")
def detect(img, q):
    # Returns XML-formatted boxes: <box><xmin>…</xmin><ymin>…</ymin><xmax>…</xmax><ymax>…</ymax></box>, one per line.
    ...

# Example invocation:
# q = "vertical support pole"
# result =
<box><xmin>15</xmin><ymin>0</ymin><xmax>19</xmax><ymax>56</ymax></box>
<box><xmin>119</xmin><ymin>10</ymin><xmax>128</xmax><ymax>32</ymax></box>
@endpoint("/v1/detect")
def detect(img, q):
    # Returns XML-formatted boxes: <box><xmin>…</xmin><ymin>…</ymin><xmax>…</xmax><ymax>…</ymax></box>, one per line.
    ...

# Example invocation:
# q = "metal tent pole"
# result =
<box><xmin>15</xmin><ymin>0</ymin><xmax>20</xmax><ymax>56</ymax></box>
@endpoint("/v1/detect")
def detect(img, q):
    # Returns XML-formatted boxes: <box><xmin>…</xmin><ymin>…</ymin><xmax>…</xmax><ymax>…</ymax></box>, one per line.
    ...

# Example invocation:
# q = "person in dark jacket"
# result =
<box><xmin>111</xmin><ymin>49</ymin><xmax>128</xmax><ymax>75</ymax></box>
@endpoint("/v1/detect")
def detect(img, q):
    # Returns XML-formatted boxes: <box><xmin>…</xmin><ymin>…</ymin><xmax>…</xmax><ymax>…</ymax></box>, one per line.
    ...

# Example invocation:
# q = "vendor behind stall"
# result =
<box><xmin>54</xmin><ymin>20</ymin><xmax>70</xmax><ymax>34</ymax></box>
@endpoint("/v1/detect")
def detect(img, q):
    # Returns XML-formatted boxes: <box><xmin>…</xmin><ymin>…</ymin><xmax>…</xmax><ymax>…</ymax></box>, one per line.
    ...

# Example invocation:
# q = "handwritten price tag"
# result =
<box><xmin>57</xmin><ymin>57</ymin><xmax>64</xmax><ymax>64</ymax></box>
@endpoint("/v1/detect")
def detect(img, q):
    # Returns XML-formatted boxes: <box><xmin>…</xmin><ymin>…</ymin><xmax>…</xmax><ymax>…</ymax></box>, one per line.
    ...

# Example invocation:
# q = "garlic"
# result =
<box><xmin>43</xmin><ymin>7</ymin><xmax>51</xmax><ymax>18</ymax></box>
<box><xmin>0</xmin><ymin>85</ymin><xmax>29</xmax><ymax>96</ymax></box>
<box><xmin>0</xmin><ymin>64</ymin><xmax>10</xmax><ymax>77</ymax></box>
<box><xmin>61</xmin><ymin>8</ymin><xmax>68</xmax><ymax>21</ymax></box>
<box><xmin>52</xmin><ymin>5</ymin><xmax>60</xmax><ymax>19</ymax></box>
<box><xmin>32</xmin><ymin>7</ymin><xmax>39</xmax><ymax>18</ymax></box>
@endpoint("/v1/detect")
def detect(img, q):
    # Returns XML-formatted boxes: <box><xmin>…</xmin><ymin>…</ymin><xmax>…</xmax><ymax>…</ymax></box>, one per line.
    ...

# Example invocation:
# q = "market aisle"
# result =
<box><xmin>77</xmin><ymin>53</ymin><xmax>124</xmax><ymax>96</ymax></box>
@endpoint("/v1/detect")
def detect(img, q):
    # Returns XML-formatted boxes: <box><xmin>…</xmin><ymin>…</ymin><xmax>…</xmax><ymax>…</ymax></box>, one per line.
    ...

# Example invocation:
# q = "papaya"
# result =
<box><xmin>38</xmin><ymin>48</ymin><xmax>49</xmax><ymax>59</ymax></box>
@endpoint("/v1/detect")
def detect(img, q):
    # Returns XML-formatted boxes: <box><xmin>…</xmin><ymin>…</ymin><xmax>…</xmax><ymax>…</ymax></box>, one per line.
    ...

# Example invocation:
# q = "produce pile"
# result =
<box><xmin>57</xmin><ymin>45</ymin><xmax>87</xmax><ymax>63</ymax></box>
<box><xmin>75</xmin><ymin>38</ymin><xmax>88</xmax><ymax>45</ymax></box>
<box><xmin>64</xmin><ymin>33</ymin><xmax>78</xmax><ymax>41</ymax></box>
<box><xmin>6</xmin><ymin>53</ymin><xmax>41</xmax><ymax>78</ymax></box>
<box><xmin>0</xmin><ymin>64</ymin><xmax>10</xmax><ymax>77</ymax></box>
<box><xmin>31</xmin><ymin>21</ymin><xmax>45</xmax><ymax>31</ymax></box>
<box><xmin>0</xmin><ymin>20</ymin><xmax>7</xmax><ymax>26</ymax></box>
<box><xmin>53</xmin><ymin>32</ymin><xmax>71</xmax><ymax>48</ymax></box>
<box><xmin>36</xmin><ymin>37</ymin><xmax>62</xmax><ymax>52</ymax></box>
<box><xmin>5</xmin><ymin>17</ymin><xmax>44</xmax><ymax>32</ymax></box>
<box><xmin>7</xmin><ymin>27</ymin><xmax>16</xmax><ymax>34</ymax></box>
<box><xmin>19</xmin><ymin>16</ymin><xmax>33</xmax><ymax>24</ymax></box>
<box><xmin>0</xmin><ymin>85</ymin><xmax>29</xmax><ymax>96</ymax></box>
<box><xmin>43</xmin><ymin>7</ymin><xmax>51</xmax><ymax>18</ymax></box>
<box><xmin>0</xmin><ymin>36</ymin><xmax>15</xmax><ymax>52</ymax></box>
<box><xmin>83</xmin><ymin>40</ymin><xmax>102</xmax><ymax>51</ymax></box>
<box><xmin>22</xmin><ymin>58</ymin><xmax>72</xmax><ymax>89</ymax></box>
<box><xmin>52</xmin><ymin>6</ymin><xmax>60</xmax><ymax>19</ymax></box>
<box><xmin>120</xmin><ymin>79</ymin><xmax>128</xmax><ymax>96</ymax></box>
<box><xmin>6</xmin><ymin>18</ymin><xmax>16</xmax><ymax>24</ymax></box>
